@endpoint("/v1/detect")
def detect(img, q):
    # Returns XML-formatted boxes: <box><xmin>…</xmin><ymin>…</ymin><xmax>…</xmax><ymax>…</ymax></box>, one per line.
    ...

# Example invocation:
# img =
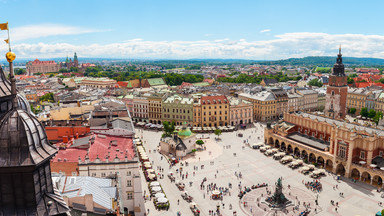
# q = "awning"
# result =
<box><xmin>155</xmin><ymin>193</ymin><xmax>165</xmax><ymax>198</ymax></box>
<box><xmin>150</xmin><ymin>181</ymin><xmax>160</xmax><ymax>187</ymax></box>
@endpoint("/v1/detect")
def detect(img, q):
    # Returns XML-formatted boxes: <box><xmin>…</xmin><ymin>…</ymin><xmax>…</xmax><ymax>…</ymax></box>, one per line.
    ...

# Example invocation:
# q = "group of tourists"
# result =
<box><xmin>304</xmin><ymin>179</ymin><xmax>322</xmax><ymax>192</ymax></box>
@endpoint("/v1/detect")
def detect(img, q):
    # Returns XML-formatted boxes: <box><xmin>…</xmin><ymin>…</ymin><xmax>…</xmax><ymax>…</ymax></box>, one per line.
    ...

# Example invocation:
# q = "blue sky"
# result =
<box><xmin>1</xmin><ymin>0</ymin><xmax>384</xmax><ymax>59</ymax></box>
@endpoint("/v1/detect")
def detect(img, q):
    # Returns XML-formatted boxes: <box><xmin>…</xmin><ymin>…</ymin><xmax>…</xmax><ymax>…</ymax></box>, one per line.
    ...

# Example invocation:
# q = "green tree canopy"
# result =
<box><xmin>368</xmin><ymin>109</ymin><xmax>377</xmax><ymax>119</ymax></box>
<box><xmin>307</xmin><ymin>79</ymin><xmax>323</xmax><ymax>87</ymax></box>
<box><xmin>162</xmin><ymin>121</ymin><xmax>175</xmax><ymax>137</ymax></box>
<box><xmin>360</xmin><ymin>107</ymin><xmax>368</xmax><ymax>118</ymax></box>
<box><xmin>15</xmin><ymin>68</ymin><xmax>26</xmax><ymax>75</ymax></box>
<box><xmin>349</xmin><ymin>108</ymin><xmax>356</xmax><ymax>115</ymax></box>
<box><xmin>214</xmin><ymin>129</ymin><xmax>222</xmax><ymax>137</ymax></box>
<box><xmin>347</xmin><ymin>77</ymin><xmax>355</xmax><ymax>84</ymax></box>
<box><xmin>373</xmin><ymin>112</ymin><xmax>383</xmax><ymax>125</ymax></box>
<box><xmin>39</xmin><ymin>92</ymin><xmax>54</xmax><ymax>102</ymax></box>
<box><xmin>196</xmin><ymin>140</ymin><xmax>204</xmax><ymax>145</ymax></box>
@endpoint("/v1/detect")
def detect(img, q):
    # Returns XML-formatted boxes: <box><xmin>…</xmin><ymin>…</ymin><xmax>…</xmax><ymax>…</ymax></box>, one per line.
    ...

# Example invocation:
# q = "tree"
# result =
<box><xmin>307</xmin><ymin>79</ymin><xmax>323</xmax><ymax>87</ymax></box>
<box><xmin>196</xmin><ymin>140</ymin><xmax>204</xmax><ymax>145</ymax></box>
<box><xmin>162</xmin><ymin>121</ymin><xmax>175</xmax><ymax>137</ymax></box>
<box><xmin>360</xmin><ymin>107</ymin><xmax>368</xmax><ymax>118</ymax></box>
<box><xmin>214</xmin><ymin>129</ymin><xmax>222</xmax><ymax>138</ymax></box>
<box><xmin>347</xmin><ymin>77</ymin><xmax>355</xmax><ymax>84</ymax></box>
<box><xmin>70</xmin><ymin>67</ymin><xmax>78</xmax><ymax>72</ymax></box>
<box><xmin>191</xmin><ymin>149</ymin><xmax>197</xmax><ymax>155</ymax></box>
<box><xmin>59</xmin><ymin>68</ymin><xmax>68</xmax><ymax>73</ymax></box>
<box><xmin>368</xmin><ymin>109</ymin><xmax>376</xmax><ymax>119</ymax></box>
<box><xmin>349</xmin><ymin>108</ymin><xmax>356</xmax><ymax>115</ymax></box>
<box><xmin>15</xmin><ymin>68</ymin><xmax>26</xmax><ymax>75</ymax></box>
<box><xmin>39</xmin><ymin>92</ymin><xmax>54</xmax><ymax>102</ymax></box>
<box><xmin>373</xmin><ymin>112</ymin><xmax>383</xmax><ymax>125</ymax></box>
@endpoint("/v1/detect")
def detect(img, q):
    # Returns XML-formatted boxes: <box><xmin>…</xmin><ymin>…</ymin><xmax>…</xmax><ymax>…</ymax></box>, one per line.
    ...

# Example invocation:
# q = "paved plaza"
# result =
<box><xmin>138</xmin><ymin>123</ymin><xmax>382</xmax><ymax>216</ymax></box>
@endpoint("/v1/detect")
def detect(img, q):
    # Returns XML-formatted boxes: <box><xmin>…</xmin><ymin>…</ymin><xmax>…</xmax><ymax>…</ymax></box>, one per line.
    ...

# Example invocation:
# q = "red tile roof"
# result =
<box><xmin>354</xmin><ymin>82</ymin><xmax>371</xmax><ymax>88</ymax></box>
<box><xmin>52</xmin><ymin>134</ymin><xmax>135</xmax><ymax>162</ymax></box>
<box><xmin>203</xmin><ymin>79</ymin><xmax>214</xmax><ymax>84</ymax></box>
<box><xmin>15</xmin><ymin>75</ymin><xmax>36</xmax><ymax>80</ymax></box>
<box><xmin>201</xmin><ymin>95</ymin><xmax>228</xmax><ymax>104</ymax></box>
<box><xmin>117</xmin><ymin>81</ymin><xmax>129</xmax><ymax>87</ymax></box>
<box><xmin>29</xmin><ymin>59</ymin><xmax>57</xmax><ymax>65</ymax></box>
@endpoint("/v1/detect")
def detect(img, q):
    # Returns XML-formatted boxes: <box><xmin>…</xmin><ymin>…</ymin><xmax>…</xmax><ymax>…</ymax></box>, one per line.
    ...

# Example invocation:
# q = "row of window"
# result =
<box><xmin>163</xmin><ymin>114</ymin><xmax>191</xmax><ymax>120</ymax></box>
<box><xmin>163</xmin><ymin>108</ymin><xmax>191</xmax><ymax>113</ymax></box>
<box><xmin>203</xmin><ymin>105</ymin><xmax>227</xmax><ymax>109</ymax></box>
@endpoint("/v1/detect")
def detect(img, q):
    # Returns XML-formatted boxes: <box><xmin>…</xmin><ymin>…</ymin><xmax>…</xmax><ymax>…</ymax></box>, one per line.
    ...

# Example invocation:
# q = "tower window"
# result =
<box><xmin>331</xmin><ymin>91</ymin><xmax>335</xmax><ymax>96</ymax></box>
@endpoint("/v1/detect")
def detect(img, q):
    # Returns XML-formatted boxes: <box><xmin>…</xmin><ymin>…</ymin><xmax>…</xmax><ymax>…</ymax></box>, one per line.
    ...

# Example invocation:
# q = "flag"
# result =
<box><xmin>4</xmin><ymin>39</ymin><xmax>8</xmax><ymax>44</ymax></box>
<box><xmin>0</xmin><ymin>23</ymin><xmax>8</xmax><ymax>31</ymax></box>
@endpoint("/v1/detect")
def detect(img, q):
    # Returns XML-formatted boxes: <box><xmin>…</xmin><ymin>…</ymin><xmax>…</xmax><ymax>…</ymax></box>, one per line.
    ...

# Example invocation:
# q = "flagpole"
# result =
<box><xmin>6</xmin><ymin>22</ymin><xmax>11</xmax><ymax>51</ymax></box>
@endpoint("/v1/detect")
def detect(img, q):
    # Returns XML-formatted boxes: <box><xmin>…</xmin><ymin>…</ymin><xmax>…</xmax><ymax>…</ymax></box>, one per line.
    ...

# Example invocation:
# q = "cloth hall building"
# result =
<box><xmin>264</xmin><ymin>49</ymin><xmax>384</xmax><ymax>188</ymax></box>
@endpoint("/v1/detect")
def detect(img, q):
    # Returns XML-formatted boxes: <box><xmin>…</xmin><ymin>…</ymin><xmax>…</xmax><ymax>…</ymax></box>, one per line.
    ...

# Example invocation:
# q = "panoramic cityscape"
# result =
<box><xmin>1</xmin><ymin>1</ymin><xmax>384</xmax><ymax>216</ymax></box>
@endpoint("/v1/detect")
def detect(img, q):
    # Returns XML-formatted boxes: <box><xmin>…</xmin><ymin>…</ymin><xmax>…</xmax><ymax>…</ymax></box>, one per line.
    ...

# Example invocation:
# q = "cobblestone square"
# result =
<box><xmin>138</xmin><ymin>123</ymin><xmax>381</xmax><ymax>216</ymax></box>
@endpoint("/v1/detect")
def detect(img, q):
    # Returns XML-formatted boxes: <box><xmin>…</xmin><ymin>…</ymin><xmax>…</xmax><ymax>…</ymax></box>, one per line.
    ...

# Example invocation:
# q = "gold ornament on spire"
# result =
<box><xmin>6</xmin><ymin>51</ymin><xmax>16</xmax><ymax>63</ymax></box>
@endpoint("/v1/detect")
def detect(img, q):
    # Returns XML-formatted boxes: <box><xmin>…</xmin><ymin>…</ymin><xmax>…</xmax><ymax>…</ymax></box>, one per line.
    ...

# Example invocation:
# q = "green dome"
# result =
<box><xmin>178</xmin><ymin>127</ymin><xmax>192</xmax><ymax>137</ymax></box>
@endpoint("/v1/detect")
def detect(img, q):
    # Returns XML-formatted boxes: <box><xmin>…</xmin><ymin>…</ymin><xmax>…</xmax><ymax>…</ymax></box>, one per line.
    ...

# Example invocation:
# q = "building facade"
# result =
<box><xmin>228</xmin><ymin>96</ymin><xmax>253</xmax><ymax>126</ymax></box>
<box><xmin>80</xmin><ymin>77</ymin><xmax>117</xmax><ymax>89</ymax></box>
<box><xmin>133</xmin><ymin>96</ymin><xmax>149</xmax><ymax>123</ymax></box>
<box><xmin>239</xmin><ymin>91</ymin><xmax>277</xmax><ymax>122</ymax></box>
<box><xmin>287</xmin><ymin>92</ymin><xmax>302</xmax><ymax>113</ymax></box>
<box><xmin>162</xmin><ymin>94</ymin><xmax>193</xmax><ymax>126</ymax></box>
<box><xmin>270</xmin><ymin>88</ymin><xmax>288</xmax><ymax>118</ymax></box>
<box><xmin>193</xmin><ymin>95</ymin><xmax>202</xmax><ymax>127</ymax></box>
<box><xmin>347</xmin><ymin>88</ymin><xmax>370</xmax><ymax>114</ymax></box>
<box><xmin>366</xmin><ymin>90</ymin><xmax>382</xmax><ymax>111</ymax></box>
<box><xmin>200</xmin><ymin>95</ymin><xmax>229</xmax><ymax>127</ymax></box>
<box><xmin>265</xmin><ymin>112</ymin><xmax>384</xmax><ymax>188</ymax></box>
<box><xmin>26</xmin><ymin>59</ymin><xmax>60</xmax><ymax>75</ymax></box>
<box><xmin>376</xmin><ymin>92</ymin><xmax>384</xmax><ymax>113</ymax></box>
<box><xmin>148</xmin><ymin>94</ymin><xmax>163</xmax><ymax>124</ymax></box>
<box><xmin>297</xmin><ymin>89</ymin><xmax>318</xmax><ymax>112</ymax></box>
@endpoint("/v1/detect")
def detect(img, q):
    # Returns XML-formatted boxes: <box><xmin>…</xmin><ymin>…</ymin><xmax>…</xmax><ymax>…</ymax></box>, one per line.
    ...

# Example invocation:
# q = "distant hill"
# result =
<box><xmin>258</xmin><ymin>56</ymin><xmax>384</xmax><ymax>67</ymax></box>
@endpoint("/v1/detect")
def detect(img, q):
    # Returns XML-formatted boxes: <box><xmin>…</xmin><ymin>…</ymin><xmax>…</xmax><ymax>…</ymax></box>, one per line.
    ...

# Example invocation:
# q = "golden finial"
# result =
<box><xmin>339</xmin><ymin>43</ymin><xmax>341</xmax><ymax>54</ymax></box>
<box><xmin>6</xmin><ymin>51</ymin><xmax>16</xmax><ymax>63</ymax></box>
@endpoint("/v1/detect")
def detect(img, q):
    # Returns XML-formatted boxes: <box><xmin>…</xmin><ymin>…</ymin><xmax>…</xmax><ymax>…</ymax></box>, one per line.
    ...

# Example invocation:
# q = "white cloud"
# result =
<box><xmin>5</xmin><ymin>24</ymin><xmax>104</xmax><ymax>41</ymax></box>
<box><xmin>2</xmin><ymin>32</ymin><xmax>384</xmax><ymax>60</ymax></box>
<box><xmin>260</xmin><ymin>29</ymin><xmax>271</xmax><ymax>33</ymax></box>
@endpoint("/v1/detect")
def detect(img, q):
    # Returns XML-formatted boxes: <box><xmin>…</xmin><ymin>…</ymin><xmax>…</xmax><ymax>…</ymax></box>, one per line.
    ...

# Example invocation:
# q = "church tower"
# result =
<box><xmin>73</xmin><ymin>52</ymin><xmax>78</xmax><ymax>68</ymax></box>
<box><xmin>324</xmin><ymin>47</ymin><xmax>348</xmax><ymax>119</ymax></box>
<box><xmin>0</xmin><ymin>51</ymin><xmax>70</xmax><ymax>215</ymax></box>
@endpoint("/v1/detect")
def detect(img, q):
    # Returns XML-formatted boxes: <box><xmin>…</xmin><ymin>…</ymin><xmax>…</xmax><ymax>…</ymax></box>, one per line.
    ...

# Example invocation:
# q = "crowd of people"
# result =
<box><xmin>304</xmin><ymin>179</ymin><xmax>322</xmax><ymax>192</ymax></box>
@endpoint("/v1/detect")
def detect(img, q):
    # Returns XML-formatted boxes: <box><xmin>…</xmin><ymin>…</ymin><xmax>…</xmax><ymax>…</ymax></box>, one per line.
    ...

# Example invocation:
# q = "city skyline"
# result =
<box><xmin>1</xmin><ymin>0</ymin><xmax>384</xmax><ymax>59</ymax></box>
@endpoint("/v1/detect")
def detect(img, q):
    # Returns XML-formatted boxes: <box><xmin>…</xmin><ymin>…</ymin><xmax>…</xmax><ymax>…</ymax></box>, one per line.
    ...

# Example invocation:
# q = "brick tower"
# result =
<box><xmin>324</xmin><ymin>47</ymin><xmax>348</xmax><ymax>119</ymax></box>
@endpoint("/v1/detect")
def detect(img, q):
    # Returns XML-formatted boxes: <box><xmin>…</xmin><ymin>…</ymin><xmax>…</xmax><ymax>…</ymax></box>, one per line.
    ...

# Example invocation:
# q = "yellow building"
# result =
<box><xmin>239</xmin><ymin>91</ymin><xmax>277</xmax><ymax>122</ymax></box>
<box><xmin>347</xmin><ymin>88</ymin><xmax>370</xmax><ymax>114</ymax></box>
<box><xmin>200</xmin><ymin>95</ymin><xmax>229</xmax><ymax>127</ymax></box>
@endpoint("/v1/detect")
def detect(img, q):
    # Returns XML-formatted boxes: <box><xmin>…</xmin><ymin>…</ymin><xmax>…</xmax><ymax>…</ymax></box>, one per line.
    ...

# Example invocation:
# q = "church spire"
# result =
<box><xmin>6</xmin><ymin>51</ymin><xmax>17</xmax><ymax>108</ymax></box>
<box><xmin>333</xmin><ymin>45</ymin><xmax>344</xmax><ymax>76</ymax></box>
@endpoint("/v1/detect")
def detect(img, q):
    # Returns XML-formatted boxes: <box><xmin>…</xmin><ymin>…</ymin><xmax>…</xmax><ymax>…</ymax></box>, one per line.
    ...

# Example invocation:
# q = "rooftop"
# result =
<box><xmin>52</xmin><ymin>134</ymin><xmax>135</xmax><ymax>163</ymax></box>
<box><xmin>296</xmin><ymin>112</ymin><xmax>384</xmax><ymax>136</ymax></box>
<box><xmin>238</xmin><ymin>91</ymin><xmax>275</xmax><ymax>101</ymax></box>
<box><xmin>287</xmin><ymin>132</ymin><xmax>330</xmax><ymax>151</ymax></box>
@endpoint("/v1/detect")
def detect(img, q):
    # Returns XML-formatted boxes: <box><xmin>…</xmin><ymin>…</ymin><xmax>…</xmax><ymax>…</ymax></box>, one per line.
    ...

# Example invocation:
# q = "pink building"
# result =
<box><xmin>26</xmin><ymin>59</ymin><xmax>60</xmax><ymax>75</ymax></box>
